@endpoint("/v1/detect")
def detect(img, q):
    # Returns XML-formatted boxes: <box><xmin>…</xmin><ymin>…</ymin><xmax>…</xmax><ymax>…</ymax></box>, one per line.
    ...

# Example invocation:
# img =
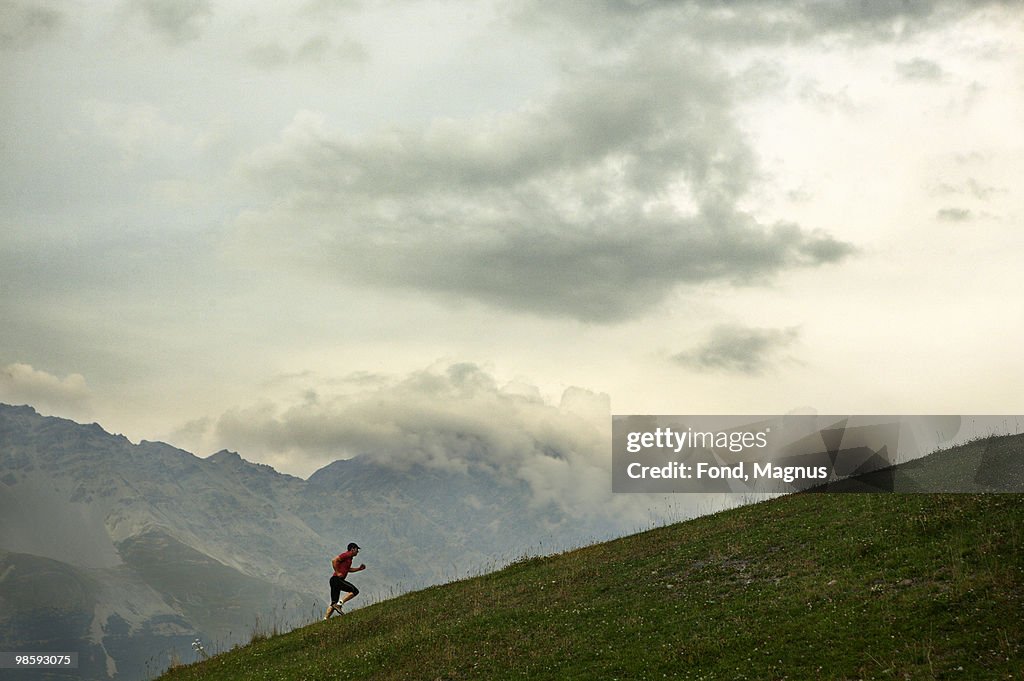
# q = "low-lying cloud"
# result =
<box><xmin>181</xmin><ymin>363</ymin><xmax>668</xmax><ymax>523</ymax></box>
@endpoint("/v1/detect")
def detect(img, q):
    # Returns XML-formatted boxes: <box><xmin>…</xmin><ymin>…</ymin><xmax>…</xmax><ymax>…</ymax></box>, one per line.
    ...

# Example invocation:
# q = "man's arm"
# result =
<box><xmin>351</xmin><ymin>563</ymin><xmax>367</xmax><ymax>572</ymax></box>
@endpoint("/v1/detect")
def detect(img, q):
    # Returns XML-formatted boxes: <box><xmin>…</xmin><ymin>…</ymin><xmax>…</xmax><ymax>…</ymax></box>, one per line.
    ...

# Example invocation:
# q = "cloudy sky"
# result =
<box><xmin>2</xmin><ymin>1</ymin><xmax>1022</xmax><ymax>510</ymax></box>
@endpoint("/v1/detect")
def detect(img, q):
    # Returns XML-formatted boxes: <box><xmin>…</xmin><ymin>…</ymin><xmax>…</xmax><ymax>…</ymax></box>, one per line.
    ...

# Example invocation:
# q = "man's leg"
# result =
<box><xmin>335</xmin><ymin>580</ymin><xmax>359</xmax><ymax>611</ymax></box>
<box><xmin>325</xmin><ymin>576</ymin><xmax>343</xmax><ymax>619</ymax></box>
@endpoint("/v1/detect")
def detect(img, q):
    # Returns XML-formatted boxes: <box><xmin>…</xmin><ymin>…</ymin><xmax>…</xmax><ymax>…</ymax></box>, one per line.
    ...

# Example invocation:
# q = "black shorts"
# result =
<box><xmin>330</xmin><ymin>575</ymin><xmax>359</xmax><ymax>603</ymax></box>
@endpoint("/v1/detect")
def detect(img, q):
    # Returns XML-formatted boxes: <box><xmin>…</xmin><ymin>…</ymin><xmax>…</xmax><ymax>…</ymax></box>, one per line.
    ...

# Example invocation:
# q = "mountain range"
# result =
<box><xmin>0</xmin><ymin>404</ymin><xmax>614</xmax><ymax>681</ymax></box>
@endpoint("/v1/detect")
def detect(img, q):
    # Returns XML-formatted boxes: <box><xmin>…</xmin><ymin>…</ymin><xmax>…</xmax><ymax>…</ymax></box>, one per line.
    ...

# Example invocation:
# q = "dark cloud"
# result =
<box><xmin>930</xmin><ymin>177</ymin><xmax>1000</xmax><ymax>200</ymax></box>
<box><xmin>895</xmin><ymin>58</ymin><xmax>946</xmax><ymax>81</ymax></box>
<box><xmin>511</xmin><ymin>0</ymin><xmax>1000</xmax><ymax>46</ymax></box>
<box><xmin>249</xmin><ymin>48</ymin><xmax>749</xmax><ymax>200</ymax></box>
<box><xmin>0</xmin><ymin>0</ymin><xmax>62</xmax><ymax>49</ymax></box>
<box><xmin>247</xmin><ymin>42</ymin><xmax>290</xmax><ymax>69</ymax></box>
<box><xmin>346</xmin><ymin>212</ymin><xmax>852</xmax><ymax>322</ymax></box>
<box><xmin>299</xmin><ymin>0</ymin><xmax>364</xmax><ymax>22</ymax></box>
<box><xmin>798</xmin><ymin>80</ymin><xmax>856</xmax><ymax>112</ymax></box>
<box><xmin>673</xmin><ymin>325</ymin><xmax>800</xmax><ymax>375</ymax></box>
<box><xmin>239</xmin><ymin>44</ymin><xmax>855</xmax><ymax>322</ymax></box>
<box><xmin>248</xmin><ymin>34</ymin><xmax>367</xmax><ymax>70</ymax></box>
<box><xmin>937</xmin><ymin>207</ymin><xmax>973</xmax><ymax>222</ymax></box>
<box><xmin>129</xmin><ymin>0</ymin><xmax>211</xmax><ymax>44</ymax></box>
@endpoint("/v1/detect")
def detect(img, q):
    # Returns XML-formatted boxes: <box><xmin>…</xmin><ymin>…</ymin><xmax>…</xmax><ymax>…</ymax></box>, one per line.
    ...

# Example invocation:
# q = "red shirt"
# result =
<box><xmin>332</xmin><ymin>550</ymin><xmax>356</xmax><ymax>578</ymax></box>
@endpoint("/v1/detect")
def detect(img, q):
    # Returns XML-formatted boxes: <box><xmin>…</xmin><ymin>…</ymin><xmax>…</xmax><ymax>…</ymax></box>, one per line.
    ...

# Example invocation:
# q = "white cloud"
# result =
<box><xmin>81</xmin><ymin>99</ymin><xmax>193</xmax><ymax>167</ymax></box>
<box><xmin>0</xmin><ymin>363</ymin><xmax>92</xmax><ymax>417</ymax></box>
<box><xmin>179</xmin><ymin>363</ymin><xmax>671</xmax><ymax>525</ymax></box>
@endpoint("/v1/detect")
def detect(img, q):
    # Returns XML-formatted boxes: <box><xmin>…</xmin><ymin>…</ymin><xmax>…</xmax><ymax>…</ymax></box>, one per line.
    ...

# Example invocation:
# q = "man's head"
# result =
<box><xmin>347</xmin><ymin>542</ymin><xmax>360</xmax><ymax>553</ymax></box>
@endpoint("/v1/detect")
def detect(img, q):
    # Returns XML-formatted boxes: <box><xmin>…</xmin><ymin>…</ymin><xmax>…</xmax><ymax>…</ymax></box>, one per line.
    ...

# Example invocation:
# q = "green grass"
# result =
<box><xmin>158</xmin><ymin>442</ymin><xmax>1024</xmax><ymax>680</ymax></box>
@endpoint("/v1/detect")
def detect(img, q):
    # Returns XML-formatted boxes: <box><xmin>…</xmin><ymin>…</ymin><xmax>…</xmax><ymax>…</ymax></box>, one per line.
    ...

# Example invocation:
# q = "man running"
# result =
<box><xmin>324</xmin><ymin>542</ymin><xmax>366</xmax><ymax>619</ymax></box>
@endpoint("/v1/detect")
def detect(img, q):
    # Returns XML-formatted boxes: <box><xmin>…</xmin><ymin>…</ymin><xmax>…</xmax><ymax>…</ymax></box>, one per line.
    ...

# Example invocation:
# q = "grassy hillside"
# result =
<box><xmin>159</xmin><ymin>437</ymin><xmax>1024</xmax><ymax>680</ymax></box>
